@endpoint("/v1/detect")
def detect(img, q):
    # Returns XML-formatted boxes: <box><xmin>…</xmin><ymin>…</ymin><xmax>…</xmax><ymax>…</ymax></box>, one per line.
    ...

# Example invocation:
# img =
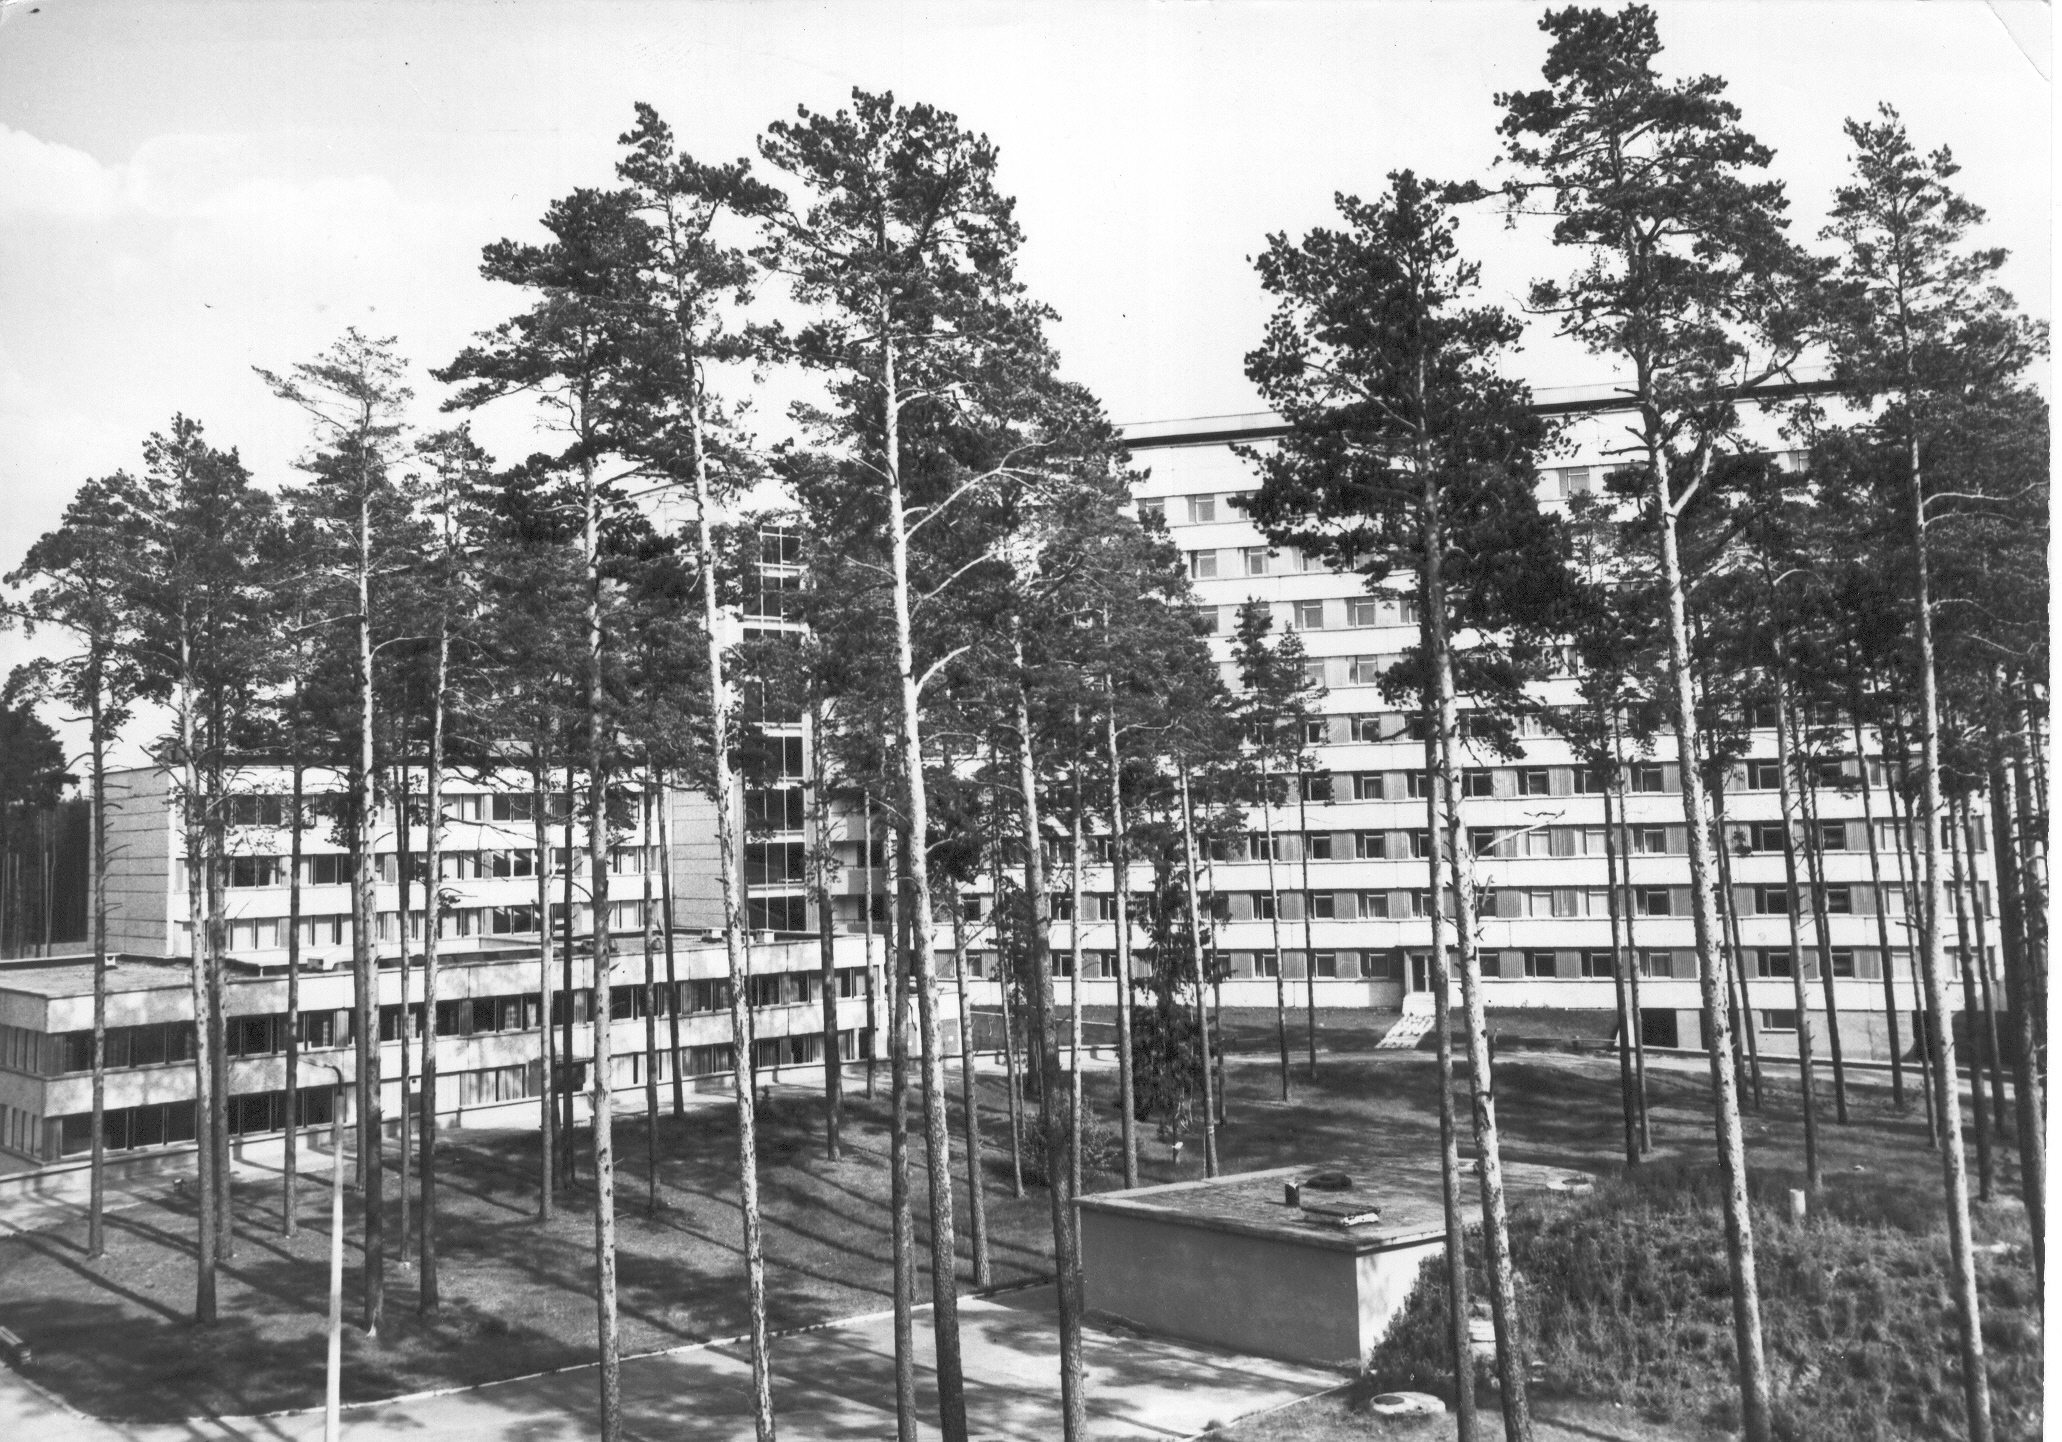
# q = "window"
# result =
<box><xmin>1353</xmin><ymin>773</ymin><xmax>1384</xmax><ymax>801</ymax></box>
<box><xmin>1581</xmin><ymin>950</ymin><xmax>1614</xmax><ymax>978</ymax></box>
<box><xmin>1301</xmin><ymin>660</ymin><xmax>1329</xmax><ymax>690</ymax></box>
<box><xmin>1305</xmin><ymin>832</ymin><xmax>1333</xmax><ymax>860</ymax></box>
<box><xmin>225</xmin><ymin>856</ymin><xmax>285</xmax><ymax>888</ymax></box>
<box><xmin>1631</xmin><ymin>826</ymin><xmax>1669</xmax><ymax>855</ymax></box>
<box><xmin>1634</xmin><ymin>887</ymin><xmax>1673</xmax><ymax>917</ymax></box>
<box><xmin>1746</xmin><ymin>821</ymin><xmax>1787</xmax><ymax>853</ymax></box>
<box><xmin>1196</xmin><ymin>604</ymin><xmax>1220</xmax><ymax>634</ymax></box>
<box><xmin>1818</xmin><ymin>820</ymin><xmax>1849</xmax><ymax>851</ymax></box>
<box><xmin>1408</xmin><ymin>830</ymin><xmax>1432</xmax><ymax>859</ymax></box>
<box><xmin>1188</xmin><ymin>550</ymin><xmax>1218</xmax><ymax>580</ymax></box>
<box><xmin>227</xmin><ymin>795</ymin><xmax>287</xmax><ymax>828</ymax></box>
<box><xmin>1349</xmin><ymin>715</ymin><xmax>1386</xmax><ymax>742</ymax></box>
<box><xmin>1396</xmin><ymin>596</ymin><xmax>1421</xmax><ymax>624</ymax></box>
<box><xmin>1314</xmin><ymin>952</ymin><xmax>1338</xmax><ymax>979</ymax></box>
<box><xmin>1830</xmin><ymin>949</ymin><xmax>1856</xmax><ymax>978</ymax></box>
<box><xmin>1243</xmin><ymin>546</ymin><xmax>1273</xmax><ymax>576</ymax></box>
<box><xmin>306</xmin><ymin>854</ymin><xmax>350</xmax><ymax>887</ymax></box>
<box><xmin>1186</xmin><ymin>494</ymin><xmax>1217</xmax><ymax>524</ymax></box>
<box><xmin>1823</xmin><ymin>886</ymin><xmax>1853</xmax><ymax>914</ymax></box>
<box><xmin>1347</xmin><ymin>655</ymin><xmax>1385</xmax><ymax>686</ymax></box>
<box><xmin>492</xmin><ymin>793</ymin><xmax>537</xmax><ymax>823</ymax></box>
<box><xmin>1302</xmin><ymin>718</ymin><xmax>1329</xmax><ymax>747</ymax></box>
<box><xmin>1462</xmin><ymin>769</ymin><xmax>1494</xmax><ymax>798</ymax></box>
<box><xmin>1753</xmin><ymin>886</ymin><xmax>1792</xmax><ymax>916</ymax></box>
<box><xmin>1346</xmin><ymin>597</ymin><xmax>1380</xmax><ymax>628</ymax></box>
<box><xmin>1358</xmin><ymin>892</ymin><xmax>1390</xmax><ymax>919</ymax></box>
<box><xmin>1523</xmin><ymin>950</ymin><xmax>1557</xmax><ymax>978</ymax></box>
<box><xmin>1630</xmin><ymin>763</ymin><xmax>1666</xmax><ymax>793</ymax></box>
<box><xmin>1748</xmin><ymin>702</ymin><xmax>1779</xmax><ymax>730</ymax></box>
<box><xmin>1293</xmin><ymin>600</ymin><xmax>1325</xmax><ymax>630</ymax></box>
<box><xmin>1747</xmin><ymin>759</ymin><xmax>1782</xmax><ymax>790</ymax></box>
<box><xmin>1138</xmin><ymin>498</ymin><xmax>1165</xmax><ymax>523</ymax></box>
<box><xmin>1406</xmin><ymin>890</ymin><xmax>1431</xmax><ymax>918</ymax></box>
<box><xmin>1756</xmin><ymin>950</ymin><xmax>1794</xmax><ymax>978</ymax></box>
<box><xmin>1468</xmin><ymin>827</ymin><xmax>1501</xmax><ymax>857</ymax></box>
<box><xmin>1404</xmin><ymin>771</ymin><xmax>1431</xmax><ymax>799</ymax></box>
<box><xmin>1253</xmin><ymin>893</ymin><xmax>1278</xmax><ymax>921</ymax></box>
<box><xmin>1356</xmin><ymin>831</ymin><xmax>1386</xmax><ymax>860</ymax></box>
<box><xmin>1556</xmin><ymin>466</ymin><xmax>1594</xmax><ymax>498</ymax></box>
<box><xmin>1255</xmin><ymin>952</ymin><xmax>1281</xmax><ymax>978</ymax></box>
<box><xmin>1760</xmin><ymin>1008</ymin><xmax>1798</xmax><ymax>1032</ymax></box>
<box><xmin>1309</xmin><ymin>892</ymin><xmax>1336</xmax><ymax>919</ymax></box>
<box><xmin>1517</xmin><ymin>769</ymin><xmax>1551</xmax><ymax>796</ymax></box>
<box><xmin>1639</xmin><ymin>949</ymin><xmax>1674</xmax><ymax>978</ymax></box>
<box><xmin>1571</xmin><ymin>767</ymin><xmax>1600</xmax><ymax>794</ymax></box>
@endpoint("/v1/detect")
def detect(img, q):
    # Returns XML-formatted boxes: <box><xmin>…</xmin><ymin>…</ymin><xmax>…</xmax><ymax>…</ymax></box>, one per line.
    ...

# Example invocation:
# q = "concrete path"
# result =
<box><xmin>0</xmin><ymin>1285</ymin><xmax>1340</xmax><ymax>1442</ymax></box>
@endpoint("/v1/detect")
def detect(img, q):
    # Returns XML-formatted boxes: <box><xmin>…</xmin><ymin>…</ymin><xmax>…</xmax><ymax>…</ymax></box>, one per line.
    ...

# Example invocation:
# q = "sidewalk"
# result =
<box><xmin>0</xmin><ymin>1285</ymin><xmax>1340</xmax><ymax>1442</ymax></box>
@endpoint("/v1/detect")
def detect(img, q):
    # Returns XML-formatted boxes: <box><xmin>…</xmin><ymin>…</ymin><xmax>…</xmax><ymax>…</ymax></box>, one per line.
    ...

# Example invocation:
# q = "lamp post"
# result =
<box><xmin>319</xmin><ymin>1062</ymin><xmax>347</xmax><ymax>1442</ymax></box>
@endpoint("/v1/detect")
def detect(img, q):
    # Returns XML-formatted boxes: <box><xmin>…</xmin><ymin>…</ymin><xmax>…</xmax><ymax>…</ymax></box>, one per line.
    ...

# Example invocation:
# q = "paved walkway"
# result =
<box><xmin>0</xmin><ymin>1285</ymin><xmax>1339</xmax><ymax>1442</ymax></box>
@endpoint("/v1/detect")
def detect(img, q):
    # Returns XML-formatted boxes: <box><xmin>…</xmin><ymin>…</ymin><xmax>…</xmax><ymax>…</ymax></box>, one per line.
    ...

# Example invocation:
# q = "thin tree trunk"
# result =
<box><xmin>205</xmin><ymin>738</ymin><xmax>232</xmax><ymax>1267</ymax></box>
<box><xmin>1015</xmin><ymin>657</ymin><xmax>1086</xmax><ymax>1442</ymax></box>
<box><xmin>865</xmin><ymin>793</ymin><xmax>879</xmax><ymax>1100</ymax></box>
<box><xmin>1608</xmin><ymin>718</ymin><xmax>1651</xmax><ymax>1151</ymax></box>
<box><xmin>534</xmin><ymin>742</ymin><xmax>557</xmax><ymax>1220</ymax></box>
<box><xmin>1259</xmin><ymin>748</ymin><xmax>1290</xmax><ymax>1101</ymax></box>
<box><xmin>1711</xmin><ymin>772</ymin><xmax>1764</xmax><ymax>1112</ymax></box>
<box><xmin>1104</xmin><ymin>698</ymin><xmax>1140</xmax><ymax>1190</ymax></box>
<box><xmin>889</xmin><ymin>850</ymin><xmax>917</xmax><ymax>1442</ymax></box>
<box><xmin>352</xmin><ymin>491</ymin><xmax>383</xmax><ymax>1335</ymax></box>
<box><xmin>1645</xmin><ymin>443</ymin><xmax>1769</xmax><ymax>1442</ymax></box>
<box><xmin>1850</xmin><ymin>685</ymin><xmax>1907</xmax><ymax>1110</ymax></box>
<box><xmin>1770</xmin><ymin>661</ymin><xmax>1823</xmax><ymax>1192</ymax></box>
<box><xmin>1297</xmin><ymin>762</ymin><xmax>1319</xmax><ymax>1079</ymax></box>
<box><xmin>951</xmin><ymin>900</ymin><xmax>991</xmax><ymax>1287</ymax></box>
<box><xmin>2006</xmin><ymin>679</ymin><xmax>2047</xmax><ymax>1056</ymax></box>
<box><xmin>659</xmin><ymin>771</ymin><xmax>684</xmax><ymax>1121</ymax></box>
<box><xmin>1949</xmin><ymin>806</ymin><xmax>1994</xmax><ymax>1201</ymax></box>
<box><xmin>562</xmin><ymin>757</ymin><xmax>578</xmax><ymax>1187</ymax></box>
<box><xmin>1792</xmin><ymin>695</ymin><xmax>1849</xmax><ymax>1124</ymax></box>
<box><xmin>642</xmin><ymin>775</ymin><xmax>661</xmax><ymax>1215</ymax></box>
<box><xmin>1889</xmin><ymin>725</ymin><xmax>1943</xmax><ymax>1147</ymax></box>
<box><xmin>574</xmin><ymin>453</ymin><xmax>624</xmax><ymax>1442</ymax></box>
<box><xmin>396</xmin><ymin>762</ymin><xmax>413</xmax><ymax>1267</ymax></box>
<box><xmin>811</xmin><ymin>720</ymin><xmax>840</xmax><ymax>1158</ymax></box>
<box><xmin>1960</xmin><ymin>797</ymin><xmax>2011</xmax><ymax>1168</ymax></box>
<box><xmin>1903</xmin><ymin>410</ymin><xmax>1992</xmax><ymax>1442</ymax></box>
<box><xmin>1176</xmin><ymin>757</ymin><xmax>1219</xmax><ymax>1177</ymax></box>
<box><xmin>1424</xmin><ymin>464</ymin><xmax>1529</xmax><ymax>1442</ymax></box>
<box><xmin>993</xmin><ymin>803</ymin><xmax>1025</xmax><ymax>1199</ymax></box>
<box><xmin>1599</xmin><ymin>745</ymin><xmax>1640</xmax><ymax>1165</ymax></box>
<box><xmin>87</xmin><ymin>675</ymin><xmax>109</xmax><ymax>1259</ymax></box>
<box><xmin>1988</xmin><ymin>743</ymin><xmax>2045</xmax><ymax>1292</ymax></box>
<box><xmin>284</xmin><ymin>755</ymin><xmax>304</xmax><ymax>1237</ymax></box>
<box><xmin>1068</xmin><ymin>751</ymin><xmax>1086</xmax><ymax>1205</ymax></box>
<box><xmin>1423</xmin><ymin>693</ymin><xmax>1477</xmax><ymax>1442</ymax></box>
<box><xmin>420</xmin><ymin>622</ymin><xmax>445</xmax><ymax>1313</ymax></box>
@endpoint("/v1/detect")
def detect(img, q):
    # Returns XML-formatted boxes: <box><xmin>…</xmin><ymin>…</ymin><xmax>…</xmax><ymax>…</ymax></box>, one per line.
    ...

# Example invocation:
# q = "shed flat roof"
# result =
<box><xmin>0</xmin><ymin>956</ymin><xmax>194</xmax><ymax>1000</ymax></box>
<box><xmin>1075</xmin><ymin>1162</ymin><xmax>1445</xmax><ymax>1254</ymax></box>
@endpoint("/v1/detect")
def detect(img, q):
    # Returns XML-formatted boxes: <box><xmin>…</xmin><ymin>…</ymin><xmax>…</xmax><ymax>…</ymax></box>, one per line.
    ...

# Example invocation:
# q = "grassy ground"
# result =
<box><xmin>0</xmin><ymin>1045</ymin><xmax>2037</xmax><ymax>1430</ymax></box>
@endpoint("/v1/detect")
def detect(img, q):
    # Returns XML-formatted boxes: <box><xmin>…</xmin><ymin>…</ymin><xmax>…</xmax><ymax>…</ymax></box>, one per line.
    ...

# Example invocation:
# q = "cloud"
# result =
<box><xmin>0</xmin><ymin>124</ymin><xmax>122</xmax><ymax>218</ymax></box>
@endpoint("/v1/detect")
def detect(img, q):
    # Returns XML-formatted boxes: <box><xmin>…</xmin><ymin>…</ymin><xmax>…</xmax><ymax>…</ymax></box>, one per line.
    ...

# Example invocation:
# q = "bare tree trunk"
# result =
<box><xmin>562</xmin><ymin>757</ymin><xmax>579</xmax><ymax>1187</ymax></box>
<box><xmin>865</xmin><ymin>793</ymin><xmax>879</xmax><ymax>1100</ymax></box>
<box><xmin>1889</xmin><ymin>718</ymin><xmax>1947</xmax><ymax>1146</ymax></box>
<box><xmin>87</xmin><ymin>677</ymin><xmax>109</xmax><ymax>1259</ymax></box>
<box><xmin>284</xmin><ymin>756</ymin><xmax>304</xmax><ymax>1238</ymax></box>
<box><xmin>1259</xmin><ymin>748</ymin><xmax>1290</xmax><ymax>1101</ymax></box>
<box><xmin>1960</xmin><ymin>797</ymin><xmax>2011</xmax><ymax>1167</ymax></box>
<box><xmin>1423</xmin><ymin>469</ymin><xmax>1529</xmax><ymax>1442</ymax></box>
<box><xmin>659</xmin><ymin>773</ymin><xmax>684</xmax><ymax>1121</ymax></box>
<box><xmin>1297</xmin><ymin>763</ymin><xmax>1319</xmax><ymax>1079</ymax></box>
<box><xmin>1422</xmin><ymin>694</ymin><xmax>1477</xmax><ymax>1442</ymax></box>
<box><xmin>351</xmin><ymin>494</ymin><xmax>384</xmax><ymax>1336</ymax></box>
<box><xmin>205</xmin><ymin>736</ymin><xmax>232</xmax><ymax>1267</ymax></box>
<box><xmin>951</xmin><ymin>900</ymin><xmax>991</xmax><ymax>1287</ymax></box>
<box><xmin>1104</xmin><ymin>699</ymin><xmax>1140</xmax><ymax>1190</ymax></box>
<box><xmin>1068</xmin><ymin>752</ymin><xmax>1086</xmax><ymax>1205</ymax></box>
<box><xmin>1645</xmin><ymin>447</ymin><xmax>1769</xmax><ymax>1442</ymax></box>
<box><xmin>420</xmin><ymin>625</ymin><xmax>446</xmax><ymax>1313</ymax></box>
<box><xmin>1607</xmin><ymin>718</ymin><xmax>1651</xmax><ymax>1151</ymax></box>
<box><xmin>1948</xmin><ymin>807</ymin><xmax>1994</xmax><ymax>1201</ymax></box>
<box><xmin>1770</xmin><ymin>665</ymin><xmax>1823</xmax><ymax>1191</ymax></box>
<box><xmin>1792</xmin><ymin>694</ymin><xmax>1849</xmax><ymax>1124</ymax></box>
<box><xmin>1850</xmin><ymin>686</ymin><xmax>1907</xmax><ymax>1111</ymax></box>
<box><xmin>889</xmin><ymin>850</ymin><xmax>917</xmax><ymax>1442</ymax></box>
<box><xmin>811</xmin><ymin>718</ymin><xmax>840</xmax><ymax>1159</ymax></box>
<box><xmin>1711</xmin><ymin>773</ymin><xmax>1764</xmax><ymax>1112</ymax></box>
<box><xmin>993</xmin><ymin>805</ymin><xmax>1025</xmax><ymax>1199</ymax></box>
<box><xmin>534</xmin><ymin>741</ymin><xmax>557</xmax><ymax>1219</ymax></box>
<box><xmin>1015</xmin><ymin>659</ymin><xmax>1087</xmax><ymax>1442</ymax></box>
<box><xmin>1988</xmin><ymin>744</ymin><xmax>2045</xmax><ymax>1292</ymax></box>
<box><xmin>1176</xmin><ymin>758</ymin><xmax>1219</xmax><ymax>1177</ymax></box>
<box><xmin>396</xmin><ymin>762</ymin><xmax>414</xmax><ymax>1267</ymax></box>
<box><xmin>1599</xmin><ymin>755</ymin><xmax>1640</xmax><ymax>1164</ymax></box>
<box><xmin>642</xmin><ymin>775</ymin><xmax>661</xmax><ymax>1215</ymax></box>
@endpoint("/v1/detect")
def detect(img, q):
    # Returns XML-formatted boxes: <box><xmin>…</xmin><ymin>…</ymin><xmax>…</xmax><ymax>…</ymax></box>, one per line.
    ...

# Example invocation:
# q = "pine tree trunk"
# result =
<box><xmin>642</xmin><ymin>776</ymin><xmax>661</xmax><ymax>1215</ymax></box>
<box><xmin>811</xmin><ymin>722</ymin><xmax>840</xmax><ymax>1158</ymax></box>
<box><xmin>993</xmin><ymin>808</ymin><xmax>1026</xmax><ymax>1199</ymax></box>
<box><xmin>1903</xmin><ymin>418</ymin><xmax>1993</xmax><ymax>1442</ymax></box>
<box><xmin>1015</xmin><ymin>661</ymin><xmax>1087</xmax><ymax>1442</ymax></box>
<box><xmin>951</xmin><ymin>901</ymin><xmax>991</xmax><ymax>1286</ymax></box>
<box><xmin>1771</xmin><ymin>665</ymin><xmax>1823</xmax><ymax>1191</ymax></box>
<box><xmin>1105</xmin><ymin>699</ymin><xmax>1140</xmax><ymax>1190</ymax></box>
<box><xmin>1608</xmin><ymin>721</ymin><xmax>1651</xmax><ymax>1151</ymax></box>
<box><xmin>284</xmin><ymin>756</ymin><xmax>304</xmax><ymax>1237</ymax></box>
<box><xmin>1259</xmin><ymin>749</ymin><xmax>1290</xmax><ymax>1101</ymax></box>
<box><xmin>1422</xmin><ymin>696</ymin><xmax>1477</xmax><ymax>1442</ymax></box>
<box><xmin>1297</xmin><ymin>766</ymin><xmax>1319</xmax><ymax>1078</ymax></box>
<box><xmin>1175</xmin><ymin>758</ymin><xmax>1219</xmax><ymax>1177</ymax></box>
<box><xmin>420</xmin><ymin>623</ymin><xmax>446</xmax><ymax>1312</ymax></box>
<box><xmin>352</xmin><ymin>486</ymin><xmax>384</xmax><ymax>1338</ymax></box>
<box><xmin>179</xmin><ymin>649</ymin><xmax>217</xmax><ymax>1323</ymax></box>
<box><xmin>562</xmin><ymin>757</ymin><xmax>579</xmax><ymax>1186</ymax></box>
<box><xmin>864</xmin><ymin>794</ymin><xmax>879</xmax><ymax>1100</ymax></box>
<box><xmin>205</xmin><ymin>732</ymin><xmax>233</xmax><ymax>1266</ymax></box>
<box><xmin>889</xmin><ymin>854</ymin><xmax>917</xmax><ymax>1442</ymax></box>
<box><xmin>396</xmin><ymin>762</ymin><xmax>414</xmax><ymax>1267</ymax></box>
<box><xmin>1987</xmin><ymin>745</ymin><xmax>2045</xmax><ymax>1292</ymax></box>
<box><xmin>1959</xmin><ymin>798</ymin><xmax>2011</xmax><ymax>1166</ymax></box>
<box><xmin>1889</xmin><ymin>719</ymin><xmax>1945</xmax><ymax>1145</ymax></box>
<box><xmin>1599</xmin><ymin>748</ymin><xmax>1640</xmax><ymax>1165</ymax></box>
<box><xmin>534</xmin><ymin>745</ymin><xmax>557</xmax><ymax>1219</ymax></box>
<box><xmin>1948</xmin><ymin>811</ymin><xmax>1994</xmax><ymax>1201</ymax></box>
<box><xmin>1792</xmin><ymin>693</ymin><xmax>1849</xmax><ymax>1124</ymax></box>
<box><xmin>1424</xmin><ymin>465</ymin><xmax>1530</xmax><ymax>1442</ymax></box>
<box><xmin>1069</xmin><ymin>755</ymin><xmax>1086</xmax><ymax>1205</ymax></box>
<box><xmin>87</xmin><ymin>675</ymin><xmax>108</xmax><ymax>1259</ymax></box>
<box><xmin>1646</xmin><ymin>445</ymin><xmax>1770</xmax><ymax>1442</ymax></box>
<box><xmin>1850</xmin><ymin>685</ymin><xmax>1907</xmax><ymax>1111</ymax></box>
<box><xmin>1710</xmin><ymin>774</ymin><xmax>1764</xmax><ymax>1112</ymax></box>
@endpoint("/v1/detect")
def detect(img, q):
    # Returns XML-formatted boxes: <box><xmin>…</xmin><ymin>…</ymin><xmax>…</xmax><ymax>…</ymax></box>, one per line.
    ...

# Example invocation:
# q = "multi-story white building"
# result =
<box><xmin>957</xmin><ymin>404</ymin><xmax>2003</xmax><ymax>1065</ymax></box>
<box><xmin>1</xmin><ymin>762</ymin><xmax>903</xmax><ymax>1165</ymax></box>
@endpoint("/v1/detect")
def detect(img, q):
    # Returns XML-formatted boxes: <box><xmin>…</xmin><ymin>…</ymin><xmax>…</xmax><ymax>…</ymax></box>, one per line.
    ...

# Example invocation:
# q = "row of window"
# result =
<box><xmin>1197</xmin><ymin>881</ymin><xmax>1965</xmax><ymax>922</ymax></box>
<box><xmin>214</xmin><ymin>898</ymin><xmax>650</xmax><ymax>953</ymax></box>
<box><xmin>214</xmin><ymin>845</ymin><xmax>661</xmax><ymax>891</ymax></box>
<box><xmin>222</xmin><ymin>791</ymin><xmax>591</xmax><ymax>831</ymax></box>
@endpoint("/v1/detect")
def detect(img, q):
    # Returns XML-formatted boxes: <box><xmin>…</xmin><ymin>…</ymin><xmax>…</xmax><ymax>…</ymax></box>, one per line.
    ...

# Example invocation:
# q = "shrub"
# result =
<box><xmin>1364</xmin><ymin>1164</ymin><xmax>2042</xmax><ymax>1441</ymax></box>
<box><xmin>1021</xmin><ymin>1105</ymin><xmax>1123</xmax><ymax>1188</ymax></box>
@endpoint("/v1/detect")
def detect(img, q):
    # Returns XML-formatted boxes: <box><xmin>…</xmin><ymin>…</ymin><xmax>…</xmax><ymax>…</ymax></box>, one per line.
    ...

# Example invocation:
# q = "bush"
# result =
<box><xmin>1021</xmin><ymin>1105</ymin><xmax>1123</xmax><ymax>1188</ymax></box>
<box><xmin>1364</xmin><ymin>1163</ymin><xmax>2042</xmax><ymax>1441</ymax></box>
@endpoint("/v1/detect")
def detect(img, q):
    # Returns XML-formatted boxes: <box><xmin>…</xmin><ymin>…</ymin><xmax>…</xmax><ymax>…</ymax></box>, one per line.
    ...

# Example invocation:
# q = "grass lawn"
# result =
<box><xmin>0</xmin><ymin>1044</ymin><xmax>2037</xmax><ymax>1431</ymax></box>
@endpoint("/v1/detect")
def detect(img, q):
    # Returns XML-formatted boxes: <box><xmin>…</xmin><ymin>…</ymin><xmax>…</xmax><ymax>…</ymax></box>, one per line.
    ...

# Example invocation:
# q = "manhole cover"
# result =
<box><xmin>1368</xmin><ymin>1391</ymin><xmax>1445</xmax><ymax>1417</ymax></box>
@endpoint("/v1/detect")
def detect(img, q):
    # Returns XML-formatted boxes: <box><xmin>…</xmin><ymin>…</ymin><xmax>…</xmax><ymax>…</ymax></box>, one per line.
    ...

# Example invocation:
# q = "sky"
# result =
<box><xmin>0</xmin><ymin>0</ymin><xmax>2049</xmax><ymax>761</ymax></box>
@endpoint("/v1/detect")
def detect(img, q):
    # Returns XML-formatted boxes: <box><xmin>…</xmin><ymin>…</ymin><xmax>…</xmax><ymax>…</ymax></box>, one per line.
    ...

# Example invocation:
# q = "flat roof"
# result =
<box><xmin>0</xmin><ymin>956</ymin><xmax>195</xmax><ymax>1000</ymax></box>
<box><xmin>1076</xmin><ymin>1162</ymin><xmax>1447</xmax><ymax>1254</ymax></box>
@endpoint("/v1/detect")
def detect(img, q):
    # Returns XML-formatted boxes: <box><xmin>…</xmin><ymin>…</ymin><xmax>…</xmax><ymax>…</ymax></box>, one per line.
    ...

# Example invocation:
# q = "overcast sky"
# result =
<box><xmin>0</xmin><ymin>0</ymin><xmax>2048</xmax><ymax>758</ymax></box>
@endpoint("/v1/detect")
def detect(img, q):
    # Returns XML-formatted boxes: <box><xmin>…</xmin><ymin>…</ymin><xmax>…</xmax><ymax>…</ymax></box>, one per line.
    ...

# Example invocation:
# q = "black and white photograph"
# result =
<box><xmin>0</xmin><ymin>3</ymin><xmax>2048</xmax><ymax>1439</ymax></box>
